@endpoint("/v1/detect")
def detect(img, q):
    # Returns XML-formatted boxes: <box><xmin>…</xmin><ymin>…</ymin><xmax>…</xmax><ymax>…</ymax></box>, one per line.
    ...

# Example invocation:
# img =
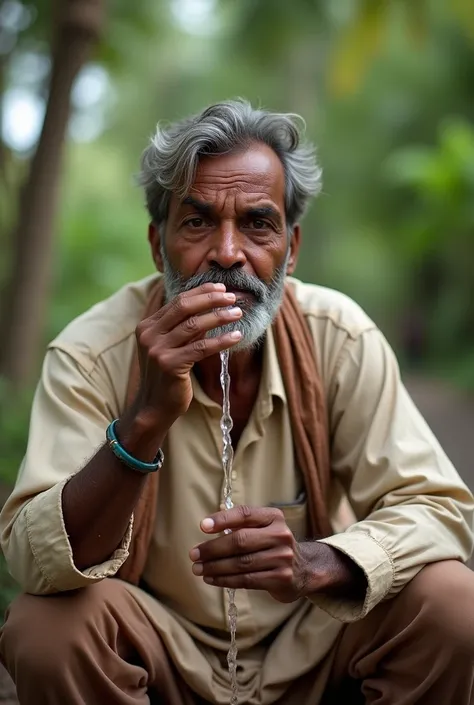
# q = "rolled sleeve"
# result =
<box><xmin>0</xmin><ymin>346</ymin><xmax>133</xmax><ymax>594</ymax></box>
<box><xmin>317</xmin><ymin>328</ymin><xmax>474</xmax><ymax>621</ymax></box>
<box><xmin>21</xmin><ymin>478</ymin><xmax>133</xmax><ymax>593</ymax></box>
<box><xmin>309</xmin><ymin>532</ymin><xmax>394</xmax><ymax>622</ymax></box>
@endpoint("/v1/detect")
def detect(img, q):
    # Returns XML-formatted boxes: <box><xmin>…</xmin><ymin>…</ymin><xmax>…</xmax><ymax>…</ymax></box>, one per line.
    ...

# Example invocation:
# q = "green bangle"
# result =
<box><xmin>106</xmin><ymin>419</ymin><xmax>163</xmax><ymax>474</ymax></box>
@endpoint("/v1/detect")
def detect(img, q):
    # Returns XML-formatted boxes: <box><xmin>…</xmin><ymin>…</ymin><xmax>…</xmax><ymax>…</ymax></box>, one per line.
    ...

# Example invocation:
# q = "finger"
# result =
<box><xmin>166</xmin><ymin>305</ymin><xmax>243</xmax><ymax>347</ymax></box>
<box><xmin>202</xmin><ymin>569</ymin><xmax>292</xmax><ymax>591</ymax></box>
<box><xmin>157</xmin><ymin>288</ymin><xmax>237</xmax><ymax>332</ymax></box>
<box><xmin>172</xmin><ymin>330</ymin><xmax>243</xmax><ymax>364</ymax></box>
<box><xmin>192</xmin><ymin>546</ymin><xmax>294</xmax><ymax>578</ymax></box>
<box><xmin>200</xmin><ymin>505</ymin><xmax>284</xmax><ymax>534</ymax></box>
<box><xmin>190</xmin><ymin>527</ymin><xmax>283</xmax><ymax>563</ymax></box>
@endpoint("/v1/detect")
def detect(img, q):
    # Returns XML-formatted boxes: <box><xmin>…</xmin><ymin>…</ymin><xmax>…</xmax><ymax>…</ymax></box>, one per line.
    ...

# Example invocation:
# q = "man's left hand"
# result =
<box><xmin>189</xmin><ymin>505</ymin><xmax>366</xmax><ymax>604</ymax></box>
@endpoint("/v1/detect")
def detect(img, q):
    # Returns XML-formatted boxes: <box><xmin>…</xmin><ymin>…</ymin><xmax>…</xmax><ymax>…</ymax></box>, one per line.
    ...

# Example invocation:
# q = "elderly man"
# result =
<box><xmin>0</xmin><ymin>100</ymin><xmax>473</xmax><ymax>705</ymax></box>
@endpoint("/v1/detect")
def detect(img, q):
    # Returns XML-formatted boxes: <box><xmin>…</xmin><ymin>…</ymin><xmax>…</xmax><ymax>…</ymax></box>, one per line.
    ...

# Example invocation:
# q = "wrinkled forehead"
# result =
<box><xmin>171</xmin><ymin>144</ymin><xmax>286</xmax><ymax>214</ymax></box>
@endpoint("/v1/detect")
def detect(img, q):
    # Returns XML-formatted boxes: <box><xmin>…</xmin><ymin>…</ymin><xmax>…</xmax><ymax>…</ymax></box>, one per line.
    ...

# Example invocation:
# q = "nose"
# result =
<box><xmin>207</xmin><ymin>222</ymin><xmax>247</xmax><ymax>270</ymax></box>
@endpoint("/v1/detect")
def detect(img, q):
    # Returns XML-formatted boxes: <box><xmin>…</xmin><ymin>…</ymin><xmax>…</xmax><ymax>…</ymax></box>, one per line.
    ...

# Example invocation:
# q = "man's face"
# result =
<box><xmin>149</xmin><ymin>143</ymin><xmax>300</xmax><ymax>350</ymax></box>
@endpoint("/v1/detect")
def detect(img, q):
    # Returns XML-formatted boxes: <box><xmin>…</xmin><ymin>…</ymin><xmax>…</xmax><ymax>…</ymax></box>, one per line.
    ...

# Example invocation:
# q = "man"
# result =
<box><xmin>0</xmin><ymin>99</ymin><xmax>473</xmax><ymax>705</ymax></box>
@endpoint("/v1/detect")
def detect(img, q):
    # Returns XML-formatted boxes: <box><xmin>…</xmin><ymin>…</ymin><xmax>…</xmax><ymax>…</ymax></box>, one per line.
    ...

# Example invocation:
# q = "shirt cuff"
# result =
<box><xmin>308</xmin><ymin>531</ymin><xmax>395</xmax><ymax>622</ymax></box>
<box><xmin>26</xmin><ymin>477</ymin><xmax>133</xmax><ymax>592</ymax></box>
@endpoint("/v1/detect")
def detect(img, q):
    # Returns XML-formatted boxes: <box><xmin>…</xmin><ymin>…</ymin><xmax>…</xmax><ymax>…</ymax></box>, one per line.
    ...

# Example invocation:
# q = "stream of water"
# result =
<box><xmin>219</xmin><ymin>349</ymin><xmax>239</xmax><ymax>705</ymax></box>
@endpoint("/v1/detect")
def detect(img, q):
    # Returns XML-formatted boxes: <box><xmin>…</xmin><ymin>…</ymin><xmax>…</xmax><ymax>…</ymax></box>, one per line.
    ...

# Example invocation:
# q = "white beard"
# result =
<box><xmin>160</xmin><ymin>246</ymin><xmax>289</xmax><ymax>352</ymax></box>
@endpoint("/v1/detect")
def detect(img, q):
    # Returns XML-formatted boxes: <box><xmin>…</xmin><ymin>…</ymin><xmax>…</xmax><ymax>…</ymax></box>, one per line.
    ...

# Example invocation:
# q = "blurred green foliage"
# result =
<box><xmin>0</xmin><ymin>0</ymin><xmax>474</xmax><ymax>603</ymax></box>
<box><xmin>385</xmin><ymin>119</ymin><xmax>474</xmax><ymax>372</ymax></box>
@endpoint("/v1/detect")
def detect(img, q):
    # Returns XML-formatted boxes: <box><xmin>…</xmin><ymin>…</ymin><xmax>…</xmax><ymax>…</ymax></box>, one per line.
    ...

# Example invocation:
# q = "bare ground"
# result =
<box><xmin>0</xmin><ymin>375</ymin><xmax>473</xmax><ymax>703</ymax></box>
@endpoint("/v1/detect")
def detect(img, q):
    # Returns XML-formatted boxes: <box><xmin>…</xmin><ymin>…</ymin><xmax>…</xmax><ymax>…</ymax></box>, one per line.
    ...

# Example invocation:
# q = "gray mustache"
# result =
<box><xmin>182</xmin><ymin>267</ymin><xmax>266</xmax><ymax>301</ymax></box>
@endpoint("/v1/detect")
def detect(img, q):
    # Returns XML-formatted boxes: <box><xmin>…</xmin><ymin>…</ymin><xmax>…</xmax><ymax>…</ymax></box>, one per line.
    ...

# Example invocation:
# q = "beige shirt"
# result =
<box><xmin>1</xmin><ymin>274</ymin><xmax>473</xmax><ymax>703</ymax></box>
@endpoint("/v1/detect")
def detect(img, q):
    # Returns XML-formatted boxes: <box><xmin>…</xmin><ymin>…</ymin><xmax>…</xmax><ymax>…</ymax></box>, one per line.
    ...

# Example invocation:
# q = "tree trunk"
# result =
<box><xmin>0</xmin><ymin>0</ymin><xmax>105</xmax><ymax>387</ymax></box>
<box><xmin>0</xmin><ymin>56</ymin><xmax>11</xmax><ymax>236</ymax></box>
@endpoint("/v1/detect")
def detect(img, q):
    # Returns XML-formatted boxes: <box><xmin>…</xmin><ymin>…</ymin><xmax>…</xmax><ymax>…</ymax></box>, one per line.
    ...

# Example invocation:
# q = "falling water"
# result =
<box><xmin>219</xmin><ymin>349</ymin><xmax>239</xmax><ymax>705</ymax></box>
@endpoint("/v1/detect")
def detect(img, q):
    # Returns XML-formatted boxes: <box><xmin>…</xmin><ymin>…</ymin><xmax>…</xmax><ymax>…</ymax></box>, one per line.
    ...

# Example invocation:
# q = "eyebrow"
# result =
<box><xmin>245</xmin><ymin>206</ymin><xmax>281</xmax><ymax>223</ymax></box>
<box><xmin>181</xmin><ymin>196</ymin><xmax>213</xmax><ymax>214</ymax></box>
<box><xmin>181</xmin><ymin>197</ymin><xmax>282</xmax><ymax>225</ymax></box>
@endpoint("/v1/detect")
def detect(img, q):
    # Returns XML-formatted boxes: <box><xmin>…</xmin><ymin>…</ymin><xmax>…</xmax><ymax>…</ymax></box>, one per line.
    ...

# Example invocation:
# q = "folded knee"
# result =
<box><xmin>406</xmin><ymin>560</ymin><xmax>474</xmax><ymax>651</ymax></box>
<box><xmin>0</xmin><ymin>580</ymin><xmax>123</xmax><ymax>680</ymax></box>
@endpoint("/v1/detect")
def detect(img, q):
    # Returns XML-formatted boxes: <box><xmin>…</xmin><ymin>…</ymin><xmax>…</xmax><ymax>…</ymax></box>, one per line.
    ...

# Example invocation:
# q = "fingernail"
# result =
<box><xmin>192</xmin><ymin>562</ymin><xmax>203</xmax><ymax>576</ymax></box>
<box><xmin>190</xmin><ymin>548</ymin><xmax>200</xmax><ymax>561</ymax></box>
<box><xmin>201</xmin><ymin>518</ymin><xmax>215</xmax><ymax>531</ymax></box>
<box><xmin>224</xmin><ymin>293</ymin><xmax>236</xmax><ymax>302</ymax></box>
<box><xmin>229</xmin><ymin>331</ymin><xmax>242</xmax><ymax>340</ymax></box>
<box><xmin>228</xmin><ymin>307</ymin><xmax>242</xmax><ymax>316</ymax></box>
<box><xmin>214</xmin><ymin>283</ymin><xmax>226</xmax><ymax>290</ymax></box>
<box><xmin>204</xmin><ymin>577</ymin><xmax>214</xmax><ymax>584</ymax></box>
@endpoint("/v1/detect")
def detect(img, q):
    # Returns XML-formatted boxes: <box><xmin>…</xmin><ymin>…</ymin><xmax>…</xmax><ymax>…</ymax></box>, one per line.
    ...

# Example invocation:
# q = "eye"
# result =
<box><xmin>249</xmin><ymin>219</ymin><xmax>268</xmax><ymax>230</ymax></box>
<box><xmin>185</xmin><ymin>217</ymin><xmax>206</xmax><ymax>228</ymax></box>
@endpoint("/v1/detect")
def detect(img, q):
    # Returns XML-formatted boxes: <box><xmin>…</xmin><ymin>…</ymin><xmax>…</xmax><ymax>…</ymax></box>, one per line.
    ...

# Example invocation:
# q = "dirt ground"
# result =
<box><xmin>0</xmin><ymin>375</ymin><xmax>473</xmax><ymax>703</ymax></box>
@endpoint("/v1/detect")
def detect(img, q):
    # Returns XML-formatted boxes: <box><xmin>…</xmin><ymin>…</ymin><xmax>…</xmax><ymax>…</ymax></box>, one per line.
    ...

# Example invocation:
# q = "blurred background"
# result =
<box><xmin>0</xmin><ymin>0</ymin><xmax>473</xmax><ymax>645</ymax></box>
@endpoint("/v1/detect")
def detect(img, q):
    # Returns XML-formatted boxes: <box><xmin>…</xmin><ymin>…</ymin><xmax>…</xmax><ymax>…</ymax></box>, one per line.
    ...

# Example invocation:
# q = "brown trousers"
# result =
<box><xmin>1</xmin><ymin>560</ymin><xmax>473</xmax><ymax>705</ymax></box>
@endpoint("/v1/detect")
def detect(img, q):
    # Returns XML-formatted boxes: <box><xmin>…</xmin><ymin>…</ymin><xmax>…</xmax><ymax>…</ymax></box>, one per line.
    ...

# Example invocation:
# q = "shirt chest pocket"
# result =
<box><xmin>269</xmin><ymin>492</ymin><xmax>308</xmax><ymax>542</ymax></box>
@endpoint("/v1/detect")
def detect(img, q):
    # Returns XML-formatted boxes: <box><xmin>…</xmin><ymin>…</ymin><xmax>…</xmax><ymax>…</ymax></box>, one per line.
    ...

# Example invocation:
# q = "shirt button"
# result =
<box><xmin>231</xmin><ymin>471</ymin><xmax>237</xmax><ymax>481</ymax></box>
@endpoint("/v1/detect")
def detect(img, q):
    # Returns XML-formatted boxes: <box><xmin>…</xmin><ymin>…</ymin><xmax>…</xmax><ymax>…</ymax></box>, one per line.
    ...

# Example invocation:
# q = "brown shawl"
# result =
<box><xmin>118</xmin><ymin>279</ymin><xmax>332</xmax><ymax>585</ymax></box>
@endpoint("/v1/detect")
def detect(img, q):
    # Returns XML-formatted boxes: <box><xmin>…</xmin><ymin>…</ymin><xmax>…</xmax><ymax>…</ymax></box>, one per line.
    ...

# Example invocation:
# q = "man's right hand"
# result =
<box><xmin>63</xmin><ymin>283</ymin><xmax>242</xmax><ymax>570</ymax></box>
<box><xmin>133</xmin><ymin>282</ymin><xmax>241</xmax><ymax>426</ymax></box>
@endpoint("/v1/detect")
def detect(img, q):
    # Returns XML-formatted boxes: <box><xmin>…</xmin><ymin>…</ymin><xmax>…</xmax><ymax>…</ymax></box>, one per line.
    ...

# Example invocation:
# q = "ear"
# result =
<box><xmin>148</xmin><ymin>222</ymin><xmax>164</xmax><ymax>272</ymax></box>
<box><xmin>286</xmin><ymin>224</ymin><xmax>301</xmax><ymax>275</ymax></box>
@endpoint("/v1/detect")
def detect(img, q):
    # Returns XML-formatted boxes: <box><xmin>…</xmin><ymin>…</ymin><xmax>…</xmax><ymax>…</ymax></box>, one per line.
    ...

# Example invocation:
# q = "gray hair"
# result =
<box><xmin>138</xmin><ymin>99</ymin><xmax>322</xmax><ymax>229</ymax></box>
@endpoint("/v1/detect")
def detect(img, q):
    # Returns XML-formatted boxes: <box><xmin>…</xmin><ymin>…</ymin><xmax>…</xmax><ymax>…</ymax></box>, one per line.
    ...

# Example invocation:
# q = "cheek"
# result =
<box><xmin>247</xmin><ymin>241</ymin><xmax>288</xmax><ymax>279</ymax></box>
<box><xmin>166</xmin><ymin>238</ymin><xmax>209</xmax><ymax>277</ymax></box>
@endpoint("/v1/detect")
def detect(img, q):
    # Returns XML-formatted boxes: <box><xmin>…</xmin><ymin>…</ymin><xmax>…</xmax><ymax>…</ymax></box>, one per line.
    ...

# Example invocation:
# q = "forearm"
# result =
<box><xmin>62</xmin><ymin>410</ymin><xmax>167</xmax><ymax>570</ymax></box>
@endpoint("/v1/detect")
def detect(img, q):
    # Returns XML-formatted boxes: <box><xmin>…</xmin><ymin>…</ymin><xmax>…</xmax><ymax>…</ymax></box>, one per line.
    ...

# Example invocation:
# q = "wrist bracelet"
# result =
<box><xmin>106</xmin><ymin>419</ymin><xmax>164</xmax><ymax>474</ymax></box>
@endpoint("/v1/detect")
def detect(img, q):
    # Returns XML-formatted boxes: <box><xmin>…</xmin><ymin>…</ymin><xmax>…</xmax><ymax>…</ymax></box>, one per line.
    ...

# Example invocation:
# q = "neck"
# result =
<box><xmin>194</xmin><ymin>343</ymin><xmax>264</xmax><ymax>404</ymax></box>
